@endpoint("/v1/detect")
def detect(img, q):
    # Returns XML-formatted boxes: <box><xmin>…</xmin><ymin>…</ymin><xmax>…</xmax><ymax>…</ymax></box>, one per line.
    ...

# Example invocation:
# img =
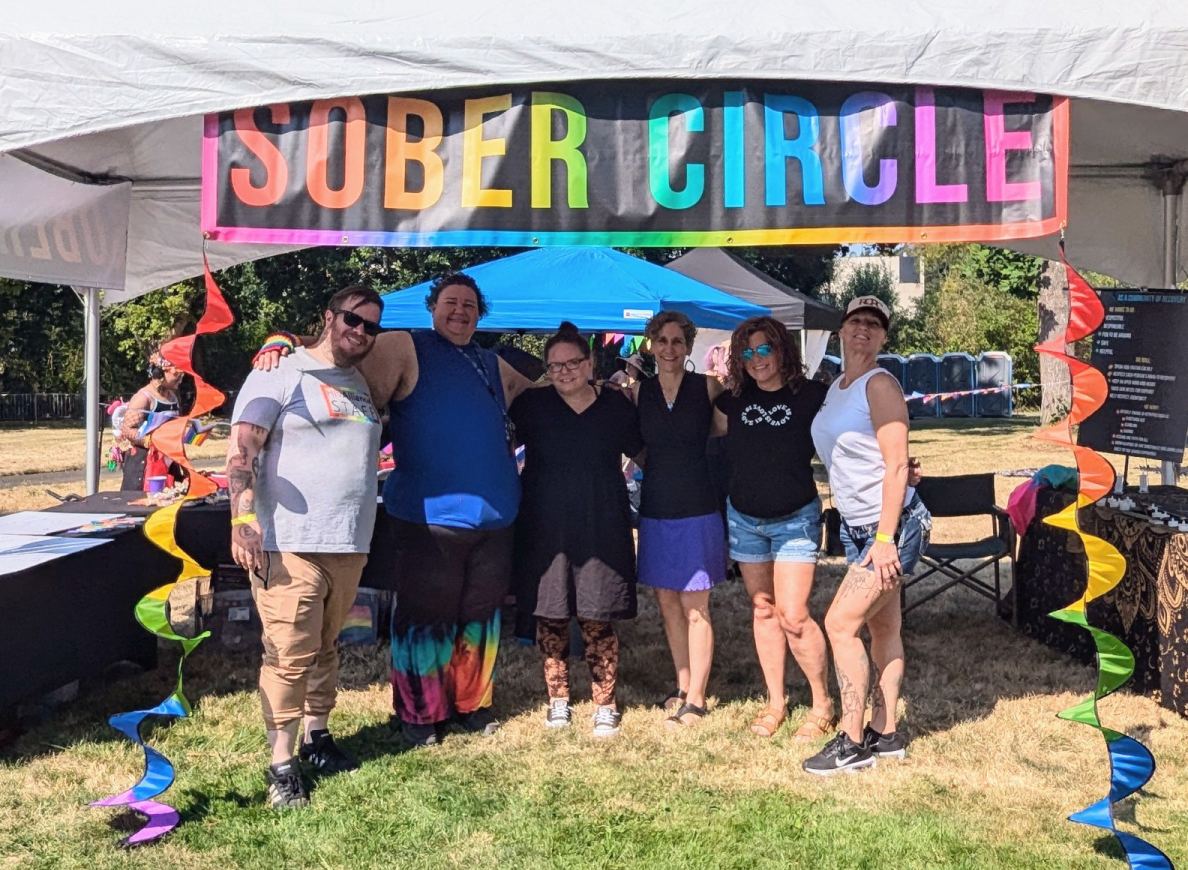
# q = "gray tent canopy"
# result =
<box><xmin>666</xmin><ymin>248</ymin><xmax>842</xmax><ymax>332</ymax></box>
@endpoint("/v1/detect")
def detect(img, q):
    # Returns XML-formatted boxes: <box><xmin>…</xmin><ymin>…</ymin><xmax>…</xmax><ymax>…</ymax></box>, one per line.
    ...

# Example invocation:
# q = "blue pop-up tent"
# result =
<box><xmin>379</xmin><ymin>247</ymin><xmax>768</xmax><ymax>332</ymax></box>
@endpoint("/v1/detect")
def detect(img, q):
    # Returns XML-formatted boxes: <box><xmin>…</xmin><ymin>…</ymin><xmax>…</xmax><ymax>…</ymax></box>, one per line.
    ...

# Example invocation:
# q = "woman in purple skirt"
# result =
<box><xmin>630</xmin><ymin>311</ymin><xmax>727</xmax><ymax>727</ymax></box>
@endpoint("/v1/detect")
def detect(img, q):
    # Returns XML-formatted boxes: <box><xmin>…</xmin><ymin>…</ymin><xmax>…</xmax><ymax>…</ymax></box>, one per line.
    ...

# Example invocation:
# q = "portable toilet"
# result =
<box><xmin>939</xmin><ymin>353</ymin><xmax>976</xmax><ymax>417</ymax></box>
<box><xmin>877</xmin><ymin>354</ymin><xmax>907</xmax><ymax>391</ymax></box>
<box><xmin>816</xmin><ymin>354</ymin><xmax>842</xmax><ymax>384</ymax></box>
<box><xmin>975</xmin><ymin>352</ymin><xmax>1014</xmax><ymax>417</ymax></box>
<box><xmin>905</xmin><ymin>354</ymin><xmax>941</xmax><ymax>418</ymax></box>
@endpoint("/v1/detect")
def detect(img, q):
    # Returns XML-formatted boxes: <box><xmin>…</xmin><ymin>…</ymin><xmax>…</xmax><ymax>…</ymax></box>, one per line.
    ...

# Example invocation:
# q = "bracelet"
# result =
<box><xmin>231</xmin><ymin>513</ymin><xmax>257</xmax><ymax>526</ymax></box>
<box><xmin>875</xmin><ymin>532</ymin><xmax>895</xmax><ymax>543</ymax></box>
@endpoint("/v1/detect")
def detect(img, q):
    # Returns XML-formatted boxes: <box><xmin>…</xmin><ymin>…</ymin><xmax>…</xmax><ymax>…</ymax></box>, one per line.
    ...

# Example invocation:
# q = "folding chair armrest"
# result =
<box><xmin>990</xmin><ymin>505</ymin><xmax>1017</xmax><ymax>551</ymax></box>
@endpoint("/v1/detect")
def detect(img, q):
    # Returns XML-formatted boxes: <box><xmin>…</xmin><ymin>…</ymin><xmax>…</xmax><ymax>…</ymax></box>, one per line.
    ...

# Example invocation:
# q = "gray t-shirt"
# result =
<box><xmin>231</xmin><ymin>347</ymin><xmax>381</xmax><ymax>553</ymax></box>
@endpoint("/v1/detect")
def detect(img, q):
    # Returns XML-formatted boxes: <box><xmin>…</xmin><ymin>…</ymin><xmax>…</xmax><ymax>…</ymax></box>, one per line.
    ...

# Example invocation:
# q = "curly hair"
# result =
<box><xmin>643</xmin><ymin>310</ymin><xmax>697</xmax><ymax>349</ymax></box>
<box><xmin>726</xmin><ymin>316</ymin><xmax>805</xmax><ymax>396</ymax></box>
<box><xmin>424</xmin><ymin>272</ymin><xmax>489</xmax><ymax>318</ymax></box>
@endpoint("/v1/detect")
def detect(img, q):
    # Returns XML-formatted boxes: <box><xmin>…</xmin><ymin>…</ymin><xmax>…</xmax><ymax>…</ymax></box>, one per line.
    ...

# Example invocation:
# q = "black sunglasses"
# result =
<box><xmin>334</xmin><ymin>309</ymin><xmax>382</xmax><ymax>336</ymax></box>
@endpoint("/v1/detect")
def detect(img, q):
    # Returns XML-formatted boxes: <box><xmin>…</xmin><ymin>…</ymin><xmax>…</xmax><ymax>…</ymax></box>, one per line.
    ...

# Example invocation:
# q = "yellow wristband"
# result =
<box><xmin>231</xmin><ymin>513</ymin><xmax>257</xmax><ymax>526</ymax></box>
<box><xmin>875</xmin><ymin>532</ymin><xmax>895</xmax><ymax>543</ymax></box>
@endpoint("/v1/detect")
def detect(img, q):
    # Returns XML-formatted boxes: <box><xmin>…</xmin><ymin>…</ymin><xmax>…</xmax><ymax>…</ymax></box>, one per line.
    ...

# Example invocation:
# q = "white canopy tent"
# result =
<box><xmin>5</xmin><ymin>3</ymin><xmax>1188</xmax><ymax>489</ymax></box>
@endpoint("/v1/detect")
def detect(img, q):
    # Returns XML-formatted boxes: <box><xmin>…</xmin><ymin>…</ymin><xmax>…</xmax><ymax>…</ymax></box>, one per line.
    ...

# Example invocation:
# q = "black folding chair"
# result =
<box><xmin>905</xmin><ymin>473</ymin><xmax>1017</xmax><ymax>623</ymax></box>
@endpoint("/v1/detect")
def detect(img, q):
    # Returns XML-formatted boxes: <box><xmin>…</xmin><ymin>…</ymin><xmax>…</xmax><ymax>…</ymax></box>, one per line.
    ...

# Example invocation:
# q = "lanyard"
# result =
<box><xmin>436</xmin><ymin>332</ymin><xmax>516</xmax><ymax>451</ymax></box>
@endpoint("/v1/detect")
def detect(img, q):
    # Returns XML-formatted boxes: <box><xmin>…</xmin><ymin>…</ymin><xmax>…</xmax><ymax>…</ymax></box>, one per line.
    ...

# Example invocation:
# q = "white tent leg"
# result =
<box><xmin>80</xmin><ymin>287</ymin><xmax>102</xmax><ymax>495</ymax></box>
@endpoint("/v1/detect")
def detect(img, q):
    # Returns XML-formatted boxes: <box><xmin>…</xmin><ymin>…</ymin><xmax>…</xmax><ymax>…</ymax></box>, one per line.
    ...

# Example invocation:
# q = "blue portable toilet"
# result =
<box><xmin>877</xmin><ymin>354</ymin><xmax>907</xmax><ymax>391</ymax></box>
<box><xmin>905</xmin><ymin>354</ymin><xmax>941</xmax><ymax>418</ymax></box>
<box><xmin>939</xmin><ymin>352</ymin><xmax>976</xmax><ymax>417</ymax></box>
<box><xmin>975</xmin><ymin>352</ymin><xmax>1013</xmax><ymax>417</ymax></box>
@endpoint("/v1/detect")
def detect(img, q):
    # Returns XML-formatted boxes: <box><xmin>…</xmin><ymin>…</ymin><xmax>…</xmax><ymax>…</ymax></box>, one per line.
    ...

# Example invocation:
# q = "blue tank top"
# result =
<box><xmin>382</xmin><ymin>331</ymin><xmax>521</xmax><ymax>529</ymax></box>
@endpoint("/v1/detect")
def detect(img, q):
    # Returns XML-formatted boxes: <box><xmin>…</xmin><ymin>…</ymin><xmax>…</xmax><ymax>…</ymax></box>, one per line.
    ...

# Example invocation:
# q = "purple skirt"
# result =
<box><xmin>637</xmin><ymin>512</ymin><xmax>727</xmax><ymax>592</ymax></box>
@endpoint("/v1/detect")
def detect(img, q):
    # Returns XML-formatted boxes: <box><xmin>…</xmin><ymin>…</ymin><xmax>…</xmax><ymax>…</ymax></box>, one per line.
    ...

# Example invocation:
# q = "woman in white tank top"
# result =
<box><xmin>803</xmin><ymin>296</ymin><xmax>931</xmax><ymax>775</ymax></box>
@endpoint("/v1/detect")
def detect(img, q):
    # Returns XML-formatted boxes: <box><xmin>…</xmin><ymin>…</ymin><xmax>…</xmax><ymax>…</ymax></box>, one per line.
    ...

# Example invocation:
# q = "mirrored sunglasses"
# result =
<box><xmin>741</xmin><ymin>343</ymin><xmax>773</xmax><ymax>361</ymax></box>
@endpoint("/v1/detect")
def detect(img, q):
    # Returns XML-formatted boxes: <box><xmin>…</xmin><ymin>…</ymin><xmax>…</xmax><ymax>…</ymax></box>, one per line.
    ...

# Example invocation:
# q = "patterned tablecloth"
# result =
<box><xmin>1013</xmin><ymin>486</ymin><xmax>1188</xmax><ymax>718</ymax></box>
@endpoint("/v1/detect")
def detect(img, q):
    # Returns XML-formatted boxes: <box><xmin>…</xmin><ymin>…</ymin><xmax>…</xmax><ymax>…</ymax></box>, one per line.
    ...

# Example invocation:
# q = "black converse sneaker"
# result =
<box><xmin>591</xmin><ymin>705</ymin><xmax>622</xmax><ymax>738</ymax></box>
<box><xmin>862</xmin><ymin>726</ymin><xmax>908</xmax><ymax>760</ymax></box>
<box><xmin>545</xmin><ymin>698</ymin><xmax>572</xmax><ymax>728</ymax></box>
<box><xmin>801</xmin><ymin>732</ymin><xmax>877</xmax><ymax>776</ymax></box>
<box><xmin>299</xmin><ymin>729</ymin><xmax>359</xmax><ymax>774</ymax></box>
<box><xmin>265</xmin><ymin>759</ymin><xmax>309</xmax><ymax>808</ymax></box>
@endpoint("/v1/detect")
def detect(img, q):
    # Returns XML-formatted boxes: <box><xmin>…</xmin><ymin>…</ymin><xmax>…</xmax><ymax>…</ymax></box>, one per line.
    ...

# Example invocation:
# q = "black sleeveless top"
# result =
<box><xmin>638</xmin><ymin>372</ymin><xmax>719</xmax><ymax>520</ymax></box>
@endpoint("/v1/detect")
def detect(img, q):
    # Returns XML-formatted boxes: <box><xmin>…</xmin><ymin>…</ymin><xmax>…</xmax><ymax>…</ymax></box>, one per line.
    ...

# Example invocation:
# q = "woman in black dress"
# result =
<box><xmin>511</xmin><ymin>322</ymin><xmax>644</xmax><ymax>738</ymax></box>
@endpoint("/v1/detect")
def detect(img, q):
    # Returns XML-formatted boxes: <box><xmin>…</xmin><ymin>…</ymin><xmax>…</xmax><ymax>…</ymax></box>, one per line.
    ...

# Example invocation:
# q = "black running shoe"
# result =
<box><xmin>862</xmin><ymin>726</ymin><xmax>908</xmax><ymax>760</ymax></box>
<box><xmin>299</xmin><ymin>729</ymin><xmax>359</xmax><ymax>774</ymax></box>
<box><xmin>401</xmin><ymin>719</ymin><xmax>441</xmax><ymax>747</ymax></box>
<box><xmin>265</xmin><ymin>759</ymin><xmax>309</xmax><ymax>808</ymax></box>
<box><xmin>802</xmin><ymin>732</ymin><xmax>877</xmax><ymax>776</ymax></box>
<box><xmin>456</xmin><ymin>707</ymin><xmax>500</xmax><ymax>736</ymax></box>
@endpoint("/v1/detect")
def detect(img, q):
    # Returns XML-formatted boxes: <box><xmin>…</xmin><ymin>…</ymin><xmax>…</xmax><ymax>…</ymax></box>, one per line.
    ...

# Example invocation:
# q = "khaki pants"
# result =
<box><xmin>251</xmin><ymin>550</ymin><xmax>368</xmax><ymax>730</ymax></box>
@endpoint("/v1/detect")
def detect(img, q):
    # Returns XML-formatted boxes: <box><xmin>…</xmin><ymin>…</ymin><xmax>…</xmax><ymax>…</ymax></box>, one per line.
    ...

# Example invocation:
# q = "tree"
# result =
<box><xmin>824</xmin><ymin>261</ymin><xmax>904</xmax><ymax>350</ymax></box>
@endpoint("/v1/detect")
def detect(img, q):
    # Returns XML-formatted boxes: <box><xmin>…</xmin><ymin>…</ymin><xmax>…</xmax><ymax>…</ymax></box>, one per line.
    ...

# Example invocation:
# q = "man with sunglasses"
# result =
<box><xmin>228</xmin><ymin>284</ymin><xmax>383</xmax><ymax>808</ymax></box>
<box><xmin>254</xmin><ymin>272</ymin><xmax>537</xmax><ymax>748</ymax></box>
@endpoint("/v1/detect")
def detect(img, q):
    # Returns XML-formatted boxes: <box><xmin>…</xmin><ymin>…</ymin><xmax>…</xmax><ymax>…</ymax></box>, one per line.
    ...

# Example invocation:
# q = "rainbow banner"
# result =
<box><xmin>1035</xmin><ymin>250</ymin><xmax>1172</xmax><ymax>869</ymax></box>
<box><xmin>203</xmin><ymin>82</ymin><xmax>1066</xmax><ymax>248</ymax></box>
<box><xmin>91</xmin><ymin>258</ymin><xmax>234</xmax><ymax>847</ymax></box>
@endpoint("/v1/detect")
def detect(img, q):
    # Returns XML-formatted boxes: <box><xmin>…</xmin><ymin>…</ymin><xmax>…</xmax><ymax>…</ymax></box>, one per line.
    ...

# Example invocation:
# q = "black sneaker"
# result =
<box><xmin>544</xmin><ymin>698</ymin><xmax>572</xmax><ymax>728</ymax></box>
<box><xmin>456</xmin><ymin>707</ymin><xmax>500</xmax><ymax>736</ymax></box>
<box><xmin>299</xmin><ymin>729</ymin><xmax>359</xmax><ymax>774</ymax></box>
<box><xmin>265</xmin><ymin>759</ymin><xmax>309</xmax><ymax>808</ymax></box>
<box><xmin>862</xmin><ymin>726</ymin><xmax>907</xmax><ymax>760</ymax></box>
<box><xmin>401</xmin><ymin>719</ymin><xmax>441</xmax><ymax>747</ymax></box>
<box><xmin>802</xmin><ymin>732</ymin><xmax>877</xmax><ymax>776</ymax></box>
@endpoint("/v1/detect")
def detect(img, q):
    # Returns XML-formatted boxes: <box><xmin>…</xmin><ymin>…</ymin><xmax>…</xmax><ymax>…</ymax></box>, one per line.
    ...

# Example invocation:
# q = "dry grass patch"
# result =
<box><xmin>0</xmin><ymin>423</ymin><xmax>228</xmax><ymax>477</ymax></box>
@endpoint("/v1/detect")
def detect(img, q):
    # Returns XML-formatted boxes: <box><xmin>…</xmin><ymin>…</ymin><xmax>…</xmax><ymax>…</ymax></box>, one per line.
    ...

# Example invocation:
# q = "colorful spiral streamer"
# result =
<box><xmin>1034</xmin><ymin>248</ymin><xmax>1173</xmax><ymax>870</ymax></box>
<box><xmin>91</xmin><ymin>259</ymin><xmax>234</xmax><ymax>847</ymax></box>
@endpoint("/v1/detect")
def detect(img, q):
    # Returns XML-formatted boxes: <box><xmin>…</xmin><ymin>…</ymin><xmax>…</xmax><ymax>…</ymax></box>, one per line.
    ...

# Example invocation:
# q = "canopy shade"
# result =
<box><xmin>666</xmin><ymin>248</ymin><xmax>842</xmax><ymax>332</ymax></box>
<box><xmin>7</xmin><ymin>4</ymin><xmax>1188</xmax><ymax>296</ymax></box>
<box><xmin>378</xmin><ymin>247</ymin><xmax>768</xmax><ymax>332</ymax></box>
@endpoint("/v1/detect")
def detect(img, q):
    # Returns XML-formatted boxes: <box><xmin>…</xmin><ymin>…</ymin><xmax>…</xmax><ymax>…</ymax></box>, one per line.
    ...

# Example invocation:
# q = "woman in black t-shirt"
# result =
<box><xmin>712</xmin><ymin>316</ymin><xmax>834</xmax><ymax>742</ymax></box>
<box><xmin>511</xmin><ymin>323</ymin><xmax>644</xmax><ymax>739</ymax></box>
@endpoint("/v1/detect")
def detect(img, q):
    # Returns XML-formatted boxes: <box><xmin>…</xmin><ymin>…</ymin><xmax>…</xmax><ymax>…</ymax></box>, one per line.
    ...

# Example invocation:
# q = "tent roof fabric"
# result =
<box><xmin>378</xmin><ymin>247</ymin><xmax>768</xmax><ymax>333</ymax></box>
<box><xmin>6</xmin><ymin>5</ymin><xmax>1188</xmax><ymax>295</ymax></box>
<box><xmin>666</xmin><ymin>248</ymin><xmax>842</xmax><ymax>332</ymax></box>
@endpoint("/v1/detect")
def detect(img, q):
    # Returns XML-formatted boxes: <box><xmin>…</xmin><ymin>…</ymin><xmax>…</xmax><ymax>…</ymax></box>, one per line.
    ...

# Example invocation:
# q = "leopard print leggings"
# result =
<box><xmin>536</xmin><ymin>617</ymin><xmax>619</xmax><ymax>706</ymax></box>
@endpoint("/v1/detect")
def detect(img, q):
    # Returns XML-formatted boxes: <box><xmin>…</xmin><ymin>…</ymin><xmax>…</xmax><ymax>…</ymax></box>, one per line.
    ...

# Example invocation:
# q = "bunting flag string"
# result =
<box><xmin>1036</xmin><ymin>244</ymin><xmax>1173</xmax><ymax>870</ymax></box>
<box><xmin>91</xmin><ymin>256</ymin><xmax>234</xmax><ymax>847</ymax></box>
<box><xmin>905</xmin><ymin>382</ymin><xmax>1039</xmax><ymax>404</ymax></box>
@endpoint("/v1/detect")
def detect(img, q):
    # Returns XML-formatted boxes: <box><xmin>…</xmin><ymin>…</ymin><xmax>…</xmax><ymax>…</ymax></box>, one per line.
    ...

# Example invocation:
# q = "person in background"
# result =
<box><xmin>804</xmin><ymin>296</ymin><xmax>931</xmax><ymax>775</ymax></box>
<box><xmin>629</xmin><ymin>311</ymin><xmax>726</xmax><ymax>727</ymax></box>
<box><xmin>227</xmin><ymin>284</ymin><xmax>383</xmax><ymax>808</ymax></box>
<box><xmin>253</xmin><ymin>272</ymin><xmax>536</xmax><ymax>747</ymax></box>
<box><xmin>511</xmin><ymin>322</ymin><xmax>643</xmax><ymax>737</ymax></box>
<box><xmin>712</xmin><ymin>316</ymin><xmax>834</xmax><ymax>741</ymax></box>
<box><xmin>119</xmin><ymin>350</ymin><xmax>184</xmax><ymax>491</ymax></box>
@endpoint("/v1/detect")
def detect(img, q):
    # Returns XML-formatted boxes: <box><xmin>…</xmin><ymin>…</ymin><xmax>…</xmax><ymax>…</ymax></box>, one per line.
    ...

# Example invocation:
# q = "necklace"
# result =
<box><xmin>659</xmin><ymin>371</ymin><xmax>683</xmax><ymax>410</ymax></box>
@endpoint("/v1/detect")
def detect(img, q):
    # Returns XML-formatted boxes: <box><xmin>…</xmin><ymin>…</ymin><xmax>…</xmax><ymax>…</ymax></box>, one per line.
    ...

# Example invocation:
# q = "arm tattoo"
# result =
<box><xmin>227</xmin><ymin>424</ymin><xmax>266</xmax><ymax>520</ymax></box>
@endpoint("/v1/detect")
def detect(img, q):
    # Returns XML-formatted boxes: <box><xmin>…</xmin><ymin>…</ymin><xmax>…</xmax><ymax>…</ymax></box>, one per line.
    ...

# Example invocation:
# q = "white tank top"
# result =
<box><xmin>810</xmin><ymin>368</ymin><xmax>914</xmax><ymax>526</ymax></box>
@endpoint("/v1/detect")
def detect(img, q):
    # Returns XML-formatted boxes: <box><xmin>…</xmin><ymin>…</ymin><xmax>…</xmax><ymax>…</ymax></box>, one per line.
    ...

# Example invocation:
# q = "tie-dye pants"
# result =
<box><xmin>388</xmin><ymin>519</ymin><xmax>513</xmax><ymax>725</ymax></box>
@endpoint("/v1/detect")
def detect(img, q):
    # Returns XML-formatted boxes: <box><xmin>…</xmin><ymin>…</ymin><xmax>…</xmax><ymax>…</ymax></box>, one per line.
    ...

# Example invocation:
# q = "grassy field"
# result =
<box><xmin>0</xmin><ymin>417</ymin><xmax>1184</xmax><ymax>869</ymax></box>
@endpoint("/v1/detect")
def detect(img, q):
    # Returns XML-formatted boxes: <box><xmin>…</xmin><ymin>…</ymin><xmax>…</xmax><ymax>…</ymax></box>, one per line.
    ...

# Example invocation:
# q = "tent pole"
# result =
<box><xmin>79</xmin><ymin>287</ymin><xmax>102</xmax><ymax>495</ymax></box>
<box><xmin>1161</xmin><ymin>185</ymin><xmax>1183</xmax><ymax>485</ymax></box>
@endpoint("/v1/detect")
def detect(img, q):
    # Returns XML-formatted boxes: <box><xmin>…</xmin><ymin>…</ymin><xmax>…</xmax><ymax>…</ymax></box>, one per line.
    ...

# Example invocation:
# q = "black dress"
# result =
<box><xmin>511</xmin><ymin>386</ymin><xmax>644</xmax><ymax>621</ymax></box>
<box><xmin>637</xmin><ymin>372</ymin><xmax>719</xmax><ymax>520</ymax></box>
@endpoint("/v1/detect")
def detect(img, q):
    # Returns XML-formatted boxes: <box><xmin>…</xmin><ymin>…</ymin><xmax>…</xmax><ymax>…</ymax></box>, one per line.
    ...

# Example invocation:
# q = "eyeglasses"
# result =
<box><xmin>546</xmin><ymin>357</ymin><xmax>588</xmax><ymax>374</ymax></box>
<box><xmin>334</xmin><ymin>309</ymin><xmax>382</xmax><ymax>336</ymax></box>
<box><xmin>741</xmin><ymin>344</ymin><xmax>773</xmax><ymax>361</ymax></box>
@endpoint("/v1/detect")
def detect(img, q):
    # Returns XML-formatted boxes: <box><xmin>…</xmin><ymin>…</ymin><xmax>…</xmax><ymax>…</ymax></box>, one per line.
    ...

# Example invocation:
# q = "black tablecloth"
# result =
<box><xmin>0</xmin><ymin>515</ymin><xmax>179</xmax><ymax>713</ymax></box>
<box><xmin>1013</xmin><ymin>486</ymin><xmax>1188</xmax><ymax>718</ymax></box>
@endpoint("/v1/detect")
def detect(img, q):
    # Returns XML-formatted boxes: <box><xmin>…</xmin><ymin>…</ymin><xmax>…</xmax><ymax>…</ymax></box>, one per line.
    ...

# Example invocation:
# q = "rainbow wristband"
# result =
<box><xmin>253</xmin><ymin>332</ymin><xmax>296</xmax><ymax>362</ymax></box>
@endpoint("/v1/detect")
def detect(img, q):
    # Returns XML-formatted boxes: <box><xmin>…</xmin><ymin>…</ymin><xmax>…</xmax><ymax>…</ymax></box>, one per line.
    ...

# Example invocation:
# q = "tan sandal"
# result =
<box><xmin>793</xmin><ymin>711</ymin><xmax>838</xmax><ymax>743</ymax></box>
<box><xmin>749</xmin><ymin>706</ymin><xmax>787</xmax><ymax>738</ymax></box>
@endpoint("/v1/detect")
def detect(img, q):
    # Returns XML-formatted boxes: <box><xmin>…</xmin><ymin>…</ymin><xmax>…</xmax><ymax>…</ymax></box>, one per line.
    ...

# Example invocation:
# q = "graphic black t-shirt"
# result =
<box><xmin>714</xmin><ymin>379</ymin><xmax>827</xmax><ymax>519</ymax></box>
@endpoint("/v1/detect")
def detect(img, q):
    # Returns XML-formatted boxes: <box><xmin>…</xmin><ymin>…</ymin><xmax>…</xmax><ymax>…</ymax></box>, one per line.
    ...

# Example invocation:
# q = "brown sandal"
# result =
<box><xmin>749</xmin><ymin>706</ymin><xmax>787</xmax><ymax>738</ymax></box>
<box><xmin>793</xmin><ymin>711</ymin><xmax>838</xmax><ymax>743</ymax></box>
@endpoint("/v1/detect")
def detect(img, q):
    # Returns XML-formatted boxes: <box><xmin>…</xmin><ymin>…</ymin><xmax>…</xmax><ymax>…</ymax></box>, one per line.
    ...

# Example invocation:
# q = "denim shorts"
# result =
<box><xmin>840</xmin><ymin>494</ymin><xmax>933</xmax><ymax>575</ymax></box>
<box><xmin>726</xmin><ymin>498</ymin><xmax>822</xmax><ymax>564</ymax></box>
